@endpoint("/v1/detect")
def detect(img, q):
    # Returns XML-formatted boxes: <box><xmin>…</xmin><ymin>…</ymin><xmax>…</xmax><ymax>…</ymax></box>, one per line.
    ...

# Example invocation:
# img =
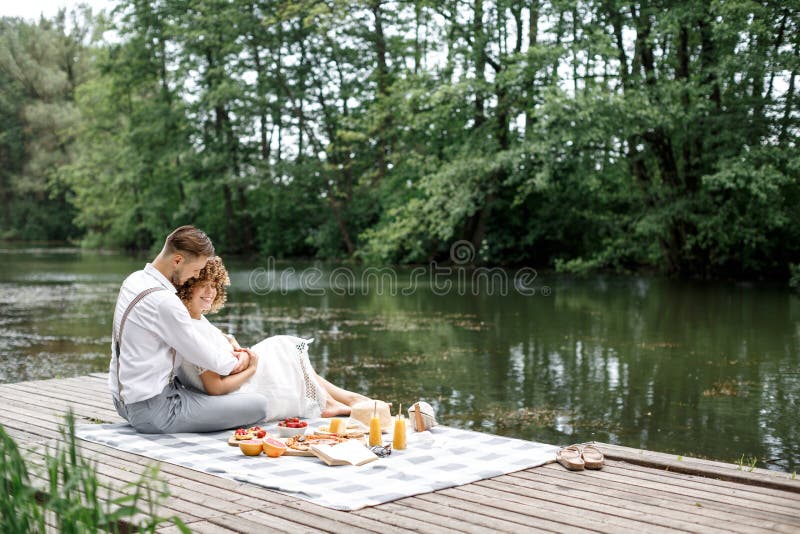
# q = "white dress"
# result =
<box><xmin>176</xmin><ymin>316</ymin><xmax>327</xmax><ymax>421</ymax></box>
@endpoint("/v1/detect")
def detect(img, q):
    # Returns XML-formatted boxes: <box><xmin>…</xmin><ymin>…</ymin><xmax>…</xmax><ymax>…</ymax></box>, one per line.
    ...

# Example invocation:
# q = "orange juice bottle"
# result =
<box><xmin>329</xmin><ymin>417</ymin><xmax>342</xmax><ymax>434</ymax></box>
<box><xmin>369</xmin><ymin>401</ymin><xmax>382</xmax><ymax>446</ymax></box>
<box><xmin>392</xmin><ymin>413</ymin><xmax>407</xmax><ymax>450</ymax></box>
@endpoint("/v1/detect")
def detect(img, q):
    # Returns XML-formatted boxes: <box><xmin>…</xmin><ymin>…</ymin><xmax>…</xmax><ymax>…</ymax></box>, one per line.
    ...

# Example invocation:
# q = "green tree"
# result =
<box><xmin>0</xmin><ymin>10</ymin><xmax>95</xmax><ymax>241</ymax></box>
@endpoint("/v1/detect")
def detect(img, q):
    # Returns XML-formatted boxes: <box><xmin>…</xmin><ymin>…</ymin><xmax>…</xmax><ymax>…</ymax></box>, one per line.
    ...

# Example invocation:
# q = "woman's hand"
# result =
<box><xmin>230</xmin><ymin>350</ymin><xmax>250</xmax><ymax>374</ymax></box>
<box><xmin>239</xmin><ymin>348</ymin><xmax>258</xmax><ymax>370</ymax></box>
<box><xmin>233</xmin><ymin>347</ymin><xmax>259</xmax><ymax>373</ymax></box>
<box><xmin>245</xmin><ymin>349</ymin><xmax>259</xmax><ymax>373</ymax></box>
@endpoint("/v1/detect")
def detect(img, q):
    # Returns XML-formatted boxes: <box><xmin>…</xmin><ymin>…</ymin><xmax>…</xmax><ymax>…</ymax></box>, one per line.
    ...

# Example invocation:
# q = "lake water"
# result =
<box><xmin>1</xmin><ymin>246</ymin><xmax>797</xmax><ymax>472</ymax></box>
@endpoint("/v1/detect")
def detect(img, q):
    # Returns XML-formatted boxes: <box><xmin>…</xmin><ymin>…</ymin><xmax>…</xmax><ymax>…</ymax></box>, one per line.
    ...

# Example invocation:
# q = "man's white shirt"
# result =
<box><xmin>109</xmin><ymin>263</ymin><xmax>237</xmax><ymax>404</ymax></box>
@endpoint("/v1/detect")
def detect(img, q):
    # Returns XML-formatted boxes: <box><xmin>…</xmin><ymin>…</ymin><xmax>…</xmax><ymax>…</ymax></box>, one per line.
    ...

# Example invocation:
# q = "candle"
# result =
<box><xmin>328</xmin><ymin>417</ymin><xmax>343</xmax><ymax>434</ymax></box>
<box><xmin>392</xmin><ymin>410</ymin><xmax>407</xmax><ymax>450</ymax></box>
<box><xmin>369</xmin><ymin>401</ymin><xmax>382</xmax><ymax>446</ymax></box>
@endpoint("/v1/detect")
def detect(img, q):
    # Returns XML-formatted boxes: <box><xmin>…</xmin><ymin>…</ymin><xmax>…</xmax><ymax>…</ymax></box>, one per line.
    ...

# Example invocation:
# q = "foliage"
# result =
<box><xmin>1</xmin><ymin>1</ymin><xmax>798</xmax><ymax>280</ymax></box>
<box><xmin>0</xmin><ymin>411</ymin><xmax>188</xmax><ymax>532</ymax></box>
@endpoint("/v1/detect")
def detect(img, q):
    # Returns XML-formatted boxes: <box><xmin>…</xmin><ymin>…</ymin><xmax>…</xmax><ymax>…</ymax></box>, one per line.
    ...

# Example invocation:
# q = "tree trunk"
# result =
<box><xmin>370</xmin><ymin>0</ymin><xmax>389</xmax><ymax>181</ymax></box>
<box><xmin>472</xmin><ymin>0</ymin><xmax>486</xmax><ymax>128</ymax></box>
<box><xmin>251</xmin><ymin>33</ymin><xmax>270</xmax><ymax>161</ymax></box>
<box><xmin>676</xmin><ymin>24</ymin><xmax>696</xmax><ymax>192</ymax></box>
<box><xmin>511</xmin><ymin>4</ymin><xmax>522</xmax><ymax>53</ymax></box>
<box><xmin>414</xmin><ymin>2</ymin><xmax>422</xmax><ymax>74</ymax></box>
<box><xmin>779</xmin><ymin>41</ymin><xmax>798</xmax><ymax>144</ymax></box>
<box><xmin>525</xmin><ymin>0</ymin><xmax>539</xmax><ymax>136</ymax></box>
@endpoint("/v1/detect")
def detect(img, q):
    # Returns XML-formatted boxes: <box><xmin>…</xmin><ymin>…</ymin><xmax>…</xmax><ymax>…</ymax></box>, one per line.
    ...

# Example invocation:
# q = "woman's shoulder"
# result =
<box><xmin>196</xmin><ymin>315</ymin><xmax>223</xmax><ymax>333</ymax></box>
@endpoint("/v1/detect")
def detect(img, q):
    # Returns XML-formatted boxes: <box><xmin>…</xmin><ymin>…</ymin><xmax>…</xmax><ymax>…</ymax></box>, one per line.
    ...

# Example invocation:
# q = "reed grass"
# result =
<box><xmin>1</xmin><ymin>411</ymin><xmax>188</xmax><ymax>533</ymax></box>
<box><xmin>736</xmin><ymin>453</ymin><xmax>758</xmax><ymax>472</ymax></box>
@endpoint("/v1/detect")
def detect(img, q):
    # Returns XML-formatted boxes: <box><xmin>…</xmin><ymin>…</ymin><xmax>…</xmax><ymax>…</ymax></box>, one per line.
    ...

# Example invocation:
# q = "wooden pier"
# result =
<box><xmin>1</xmin><ymin>374</ymin><xmax>798</xmax><ymax>533</ymax></box>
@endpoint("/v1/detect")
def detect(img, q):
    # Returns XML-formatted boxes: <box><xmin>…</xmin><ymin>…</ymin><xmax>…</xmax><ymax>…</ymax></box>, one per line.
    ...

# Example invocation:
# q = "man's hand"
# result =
<box><xmin>238</xmin><ymin>347</ymin><xmax>257</xmax><ymax>361</ymax></box>
<box><xmin>229</xmin><ymin>350</ymin><xmax>250</xmax><ymax>374</ymax></box>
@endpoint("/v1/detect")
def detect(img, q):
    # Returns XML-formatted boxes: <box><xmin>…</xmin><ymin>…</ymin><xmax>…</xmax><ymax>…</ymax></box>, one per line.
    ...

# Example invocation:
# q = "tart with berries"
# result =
<box><xmin>228</xmin><ymin>426</ymin><xmax>267</xmax><ymax>446</ymax></box>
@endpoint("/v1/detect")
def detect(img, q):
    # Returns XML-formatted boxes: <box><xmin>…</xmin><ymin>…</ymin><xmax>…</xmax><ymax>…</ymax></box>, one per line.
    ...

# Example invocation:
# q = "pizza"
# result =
<box><xmin>285</xmin><ymin>433</ymin><xmax>345</xmax><ymax>452</ymax></box>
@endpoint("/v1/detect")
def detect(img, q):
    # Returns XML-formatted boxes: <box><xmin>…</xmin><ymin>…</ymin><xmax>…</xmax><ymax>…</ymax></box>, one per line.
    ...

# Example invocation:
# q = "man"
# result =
<box><xmin>109</xmin><ymin>225</ymin><xmax>268</xmax><ymax>433</ymax></box>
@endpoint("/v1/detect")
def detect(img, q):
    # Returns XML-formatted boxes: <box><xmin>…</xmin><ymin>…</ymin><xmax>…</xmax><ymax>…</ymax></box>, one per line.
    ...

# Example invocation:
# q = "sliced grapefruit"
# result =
<box><xmin>262</xmin><ymin>436</ymin><xmax>287</xmax><ymax>458</ymax></box>
<box><xmin>239</xmin><ymin>439</ymin><xmax>263</xmax><ymax>456</ymax></box>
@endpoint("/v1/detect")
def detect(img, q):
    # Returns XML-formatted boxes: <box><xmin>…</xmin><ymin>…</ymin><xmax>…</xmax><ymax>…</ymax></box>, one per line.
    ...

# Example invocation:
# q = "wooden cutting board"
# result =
<box><xmin>227</xmin><ymin>434</ymin><xmax>315</xmax><ymax>455</ymax></box>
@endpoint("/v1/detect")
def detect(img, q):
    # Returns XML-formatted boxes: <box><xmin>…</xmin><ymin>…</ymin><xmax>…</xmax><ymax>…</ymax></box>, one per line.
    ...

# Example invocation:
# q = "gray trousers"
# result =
<box><xmin>113</xmin><ymin>378</ymin><xmax>269</xmax><ymax>434</ymax></box>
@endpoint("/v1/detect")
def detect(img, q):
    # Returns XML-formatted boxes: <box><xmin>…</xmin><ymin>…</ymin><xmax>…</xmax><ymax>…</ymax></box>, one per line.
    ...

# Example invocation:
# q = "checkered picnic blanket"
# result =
<box><xmin>76</xmin><ymin>419</ymin><xmax>557</xmax><ymax>510</ymax></box>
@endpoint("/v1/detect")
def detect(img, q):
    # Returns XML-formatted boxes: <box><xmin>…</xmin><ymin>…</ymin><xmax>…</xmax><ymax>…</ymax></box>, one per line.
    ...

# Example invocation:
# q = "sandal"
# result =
<box><xmin>580</xmin><ymin>444</ymin><xmax>604</xmax><ymax>469</ymax></box>
<box><xmin>556</xmin><ymin>445</ymin><xmax>585</xmax><ymax>471</ymax></box>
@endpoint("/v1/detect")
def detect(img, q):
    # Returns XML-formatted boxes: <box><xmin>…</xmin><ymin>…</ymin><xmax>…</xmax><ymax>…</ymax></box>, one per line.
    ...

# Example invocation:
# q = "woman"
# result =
<box><xmin>175</xmin><ymin>256</ymin><xmax>370</xmax><ymax>420</ymax></box>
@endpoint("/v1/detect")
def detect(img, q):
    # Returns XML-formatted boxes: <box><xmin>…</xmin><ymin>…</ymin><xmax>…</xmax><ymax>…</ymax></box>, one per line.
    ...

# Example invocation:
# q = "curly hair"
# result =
<box><xmin>176</xmin><ymin>256</ymin><xmax>230</xmax><ymax>314</ymax></box>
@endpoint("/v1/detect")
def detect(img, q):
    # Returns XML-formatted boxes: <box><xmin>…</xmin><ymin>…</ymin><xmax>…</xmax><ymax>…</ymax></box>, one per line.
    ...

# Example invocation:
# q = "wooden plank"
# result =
<box><xmin>395</xmin><ymin>494</ymin><xmax>561</xmax><ymax>533</ymax></box>
<box><xmin>268</xmin><ymin>499</ymin><xmax>387</xmax><ymax>533</ymax></box>
<box><xmin>596</xmin><ymin>442</ymin><xmax>800</xmax><ymax>494</ymax></box>
<box><xmin>230</xmin><ymin>509</ymin><xmax>309</xmax><ymax>533</ymax></box>
<box><xmin>156</xmin><ymin>521</ymin><xmax>236</xmax><ymax>534</ymax></box>
<box><xmin>0</xmin><ymin>377</ymin><xmax>110</xmax><ymax>405</ymax></box>
<box><xmin>33</xmin><ymin>378</ymin><xmax>117</xmax><ymax>406</ymax></box>
<box><xmin>354</xmin><ymin>505</ymin><xmax>464</xmax><ymax>533</ymax></box>
<box><xmin>376</xmin><ymin>501</ymin><xmax>494</xmax><ymax>534</ymax></box>
<box><xmin>235</xmin><ymin>509</ymin><xmax>346</xmax><ymax>533</ymax></box>
<box><xmin>2</xmin><ymin>381</ymin><xmax>121</xmax><ymax>416</ymax></box>
<box><xmin>0</xmin><ymin>408</ymin><xmax>116</xmax><ymax>435</ymax></box>
<box><xmin>0</xmin><ymin>395</ymin><xmax>103</xmax><ymax>434</ymax></box>
<box><xmin>234</xmin><ymin>506</ymin><xmax>378</xmax><ymax>534</ymax></box>
<box><xmin>205</xmin><ymin>513</ymin><xmax>294</xmax><ymax>534</ymax></box>
<box><xmin>598</xmin><ymin>441</ymin><xmax>781</xmax><ymax>474</ymax></box>
<box><xmin>469</xmin><ymin>478</ymin><xmax>686</xmax><ymax>534</ymax></box>
<box><xmin>411</xmin><ymin>492</ymin><xmax>590</xmax><ymax>533</ymax></box>
<box><xmin>60</xmin><ymin>375</ymin><xmax>110</xmax><ymax>389</ymax></box>
<box><xmin>439</xmin><ymin>486</ymin><xmax>628</xmax><ymax>534</ymax></box>
<box><xmin>159</xmin><ymin>520</ymin><xmax>239</xmax><ymax>534</ymax></box>
<box><xmin>0</xmin><ymin>384</ymin><xmax>120</xmax><ymax>422</ymax></box>
<box><xmin>546</xmin><ymin>464</ymin><xmax>800</xmax><ymax>525</ymax></box>
<box><xmin>607</xmin><ymin>457</ymin><xmax>800</xmax><ymax>500</ymax></box>
<box><xmin>597</xmin><ymin>463</ymin><xmax>800</xmax><ymax>515</ymax></box>
<box><xmin>489</xmin><ymin>473</ymin><xmax>741</xmax><ymax>533</ymax></box>
<box><xmin>515</xmin><ymin>467</ymin><xmax>798</xmax><ymax>533</ymax></box>
<box><xmin>1</xmin><ymin>423</ymin><xmax>44</xmax><ymax>445</ymax></box>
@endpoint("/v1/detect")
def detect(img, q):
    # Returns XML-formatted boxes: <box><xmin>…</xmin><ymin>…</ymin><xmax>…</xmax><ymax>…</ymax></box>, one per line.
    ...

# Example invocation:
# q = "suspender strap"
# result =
<box><xmin>113</xmin><ymin>287</ymin><xmax>167</xmax><ymax>404</ymax></box>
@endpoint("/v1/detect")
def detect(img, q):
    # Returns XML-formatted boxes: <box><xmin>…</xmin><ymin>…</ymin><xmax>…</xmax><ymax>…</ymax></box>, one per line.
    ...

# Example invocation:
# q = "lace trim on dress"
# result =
<box><xmin>295</xmin><ymin>340</ymin><xmax>323</xmax><ymax>411</ymax></box>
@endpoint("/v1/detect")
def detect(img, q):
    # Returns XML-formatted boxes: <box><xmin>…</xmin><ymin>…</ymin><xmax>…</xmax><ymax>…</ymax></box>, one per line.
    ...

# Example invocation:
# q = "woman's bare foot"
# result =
<box><xmin>321</xmin><ymin>397</ymin><xmax>351</xmax><ymax>418</ymax></box>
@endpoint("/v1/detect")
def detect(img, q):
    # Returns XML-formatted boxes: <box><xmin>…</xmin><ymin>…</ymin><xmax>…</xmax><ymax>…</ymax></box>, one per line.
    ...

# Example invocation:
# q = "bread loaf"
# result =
<box><xmin>348</xmin><ymin>400</ymin><xmax>392</xmax><ymax>432</ymax></box>
<box><xmin>408</xmin><ymin>401</ymin><xmax>437</xmax><ymax>431</ymax></box>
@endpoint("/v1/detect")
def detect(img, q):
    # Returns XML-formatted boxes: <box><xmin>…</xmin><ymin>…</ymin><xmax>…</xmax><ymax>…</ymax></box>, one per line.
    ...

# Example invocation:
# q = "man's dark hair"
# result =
<box><xmin>163</xmin><ymin>225</ymin><xmax>214</xmax><ymax>258</ymax></box>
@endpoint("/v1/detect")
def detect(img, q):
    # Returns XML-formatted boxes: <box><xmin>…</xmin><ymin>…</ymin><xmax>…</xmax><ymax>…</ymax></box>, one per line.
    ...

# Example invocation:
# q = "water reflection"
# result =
<box><xmin>0</xmin><ymin>248</ymin><xmax>797</xmax><ymax>472</ymax></box>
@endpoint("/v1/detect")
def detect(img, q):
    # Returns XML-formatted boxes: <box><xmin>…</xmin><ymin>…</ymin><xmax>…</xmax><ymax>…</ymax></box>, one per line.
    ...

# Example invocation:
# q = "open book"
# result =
<box><xmin>310</xmin><ymin>439</ymin><xmax>378</xmax><ymax>466</ymax></box>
